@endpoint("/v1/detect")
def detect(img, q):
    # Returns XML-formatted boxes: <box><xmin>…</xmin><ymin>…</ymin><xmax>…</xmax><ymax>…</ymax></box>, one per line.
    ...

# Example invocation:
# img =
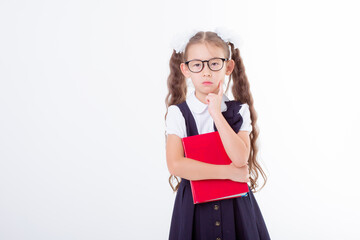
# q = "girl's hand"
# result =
<box><xmin>228</xmin><ymin>162</ymin><xmax>250</xmax><ymax>183</ymax></box>
<box><xmin>205</xmin><ymin>79</ymin><xmax>224</xmax><ymax>117</ymax></box>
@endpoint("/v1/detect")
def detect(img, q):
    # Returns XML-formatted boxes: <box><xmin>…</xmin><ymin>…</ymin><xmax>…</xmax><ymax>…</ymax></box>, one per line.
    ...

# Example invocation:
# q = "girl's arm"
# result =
<box><xmin>212</xmin><ymin>113</ymin><xmax>250</xmax><ymax>168</ymax></box>
<box><xmin>166</xmin><ymin>134</ymin><xmax>229</xmax><ymax>180</ymax></box>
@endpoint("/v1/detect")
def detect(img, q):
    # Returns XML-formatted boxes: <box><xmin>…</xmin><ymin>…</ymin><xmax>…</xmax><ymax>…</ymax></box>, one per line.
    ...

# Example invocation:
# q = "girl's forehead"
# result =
<box><xmin>187</xmin><ymin>43</ymin><xmax>225</xmax><ymax>60</ymax></box>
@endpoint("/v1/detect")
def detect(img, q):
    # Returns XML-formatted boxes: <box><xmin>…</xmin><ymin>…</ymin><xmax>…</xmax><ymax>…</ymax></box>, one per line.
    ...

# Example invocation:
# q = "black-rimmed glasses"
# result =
<box><xmin>185</xmin><ymin>57</ymin><xmax>229</xmax><ymax>73</ymax></box>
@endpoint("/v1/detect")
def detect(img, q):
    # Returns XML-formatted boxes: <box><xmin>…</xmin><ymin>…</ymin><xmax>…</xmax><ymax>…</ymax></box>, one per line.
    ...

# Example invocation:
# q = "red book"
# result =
<box><xmin>181</xmin><ymin>131</ymin><xmax>249</xmax><ymax>204</ymax></box>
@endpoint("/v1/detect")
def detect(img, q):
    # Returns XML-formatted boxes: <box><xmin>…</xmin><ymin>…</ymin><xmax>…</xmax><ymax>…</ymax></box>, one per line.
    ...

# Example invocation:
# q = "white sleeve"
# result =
<box><xmin>238</xmin><ymin>103</ymin><xmax>253</xmax><ymax>134</ymax></box>
<box><xmin>165</xmin><ymin>105</ymin><xmax>187</xmax><ymax>138</ymax></box>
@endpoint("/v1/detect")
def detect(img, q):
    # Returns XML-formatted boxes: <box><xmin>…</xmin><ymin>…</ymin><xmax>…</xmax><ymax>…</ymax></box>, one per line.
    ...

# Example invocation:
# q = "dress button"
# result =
<box><xmin>214</xmin><ymin>204</ymin><xmax>219</xmax><ymax>210</ymax></box>
<box><xmin>215</xmin><ymin>221</ymin><xmax>221</xmax><ymax>226</ymax></box>
<box><xmin>216</xmin><ymin>237</ymin><xmax>221</xmax><ymax>240</ymax></box>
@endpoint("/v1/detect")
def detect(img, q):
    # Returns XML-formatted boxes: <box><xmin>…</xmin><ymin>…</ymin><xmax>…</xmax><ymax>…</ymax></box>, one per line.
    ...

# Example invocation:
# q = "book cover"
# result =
<box><xmin>181</xmin><ymin>131</ymin><xmax>249</xmax><ymax>204</ymax></box>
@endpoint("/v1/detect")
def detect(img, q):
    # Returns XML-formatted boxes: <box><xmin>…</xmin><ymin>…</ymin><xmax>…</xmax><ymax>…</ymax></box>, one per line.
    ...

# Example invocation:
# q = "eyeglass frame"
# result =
<box><xmin>184</xmin><ymin>57</ymin><xmax>229</xmax><ymax>73</ymax></box>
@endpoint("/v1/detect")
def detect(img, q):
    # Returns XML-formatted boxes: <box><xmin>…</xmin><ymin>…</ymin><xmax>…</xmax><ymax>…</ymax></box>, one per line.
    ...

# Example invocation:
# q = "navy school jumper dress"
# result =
<box><xmin>168</xmin><ymin>100</ymin><xmax>271</xmax><ymax>240</ymax></box>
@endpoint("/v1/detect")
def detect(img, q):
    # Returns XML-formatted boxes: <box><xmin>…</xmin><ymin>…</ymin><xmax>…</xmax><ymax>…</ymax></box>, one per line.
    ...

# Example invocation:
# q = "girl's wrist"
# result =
<box><xmin>211</xmin><ymin>111</ymin><xmax>224</xmax><ymax>122</ymax></box>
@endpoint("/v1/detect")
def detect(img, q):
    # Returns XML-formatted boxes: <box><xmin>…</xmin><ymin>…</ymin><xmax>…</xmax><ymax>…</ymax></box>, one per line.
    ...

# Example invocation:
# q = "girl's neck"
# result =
<box><xmin>194</xmin><ymin>91</ymin><xmax>209</xmax><ymax>105</ymax></box>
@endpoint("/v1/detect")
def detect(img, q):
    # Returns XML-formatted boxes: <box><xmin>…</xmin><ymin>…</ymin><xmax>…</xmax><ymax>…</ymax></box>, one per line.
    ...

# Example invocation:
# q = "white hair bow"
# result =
<box><xmin>170</xmin><ymin>26</ymin><xmax>244</xmax><ymax>54</ymax></box>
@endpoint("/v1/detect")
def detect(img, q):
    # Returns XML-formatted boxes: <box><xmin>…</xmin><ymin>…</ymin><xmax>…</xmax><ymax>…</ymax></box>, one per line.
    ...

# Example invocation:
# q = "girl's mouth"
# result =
<box><xmin>202</xmin><ymin>81</ymin><xmax>213</xmax><ymax>85</ymax></box>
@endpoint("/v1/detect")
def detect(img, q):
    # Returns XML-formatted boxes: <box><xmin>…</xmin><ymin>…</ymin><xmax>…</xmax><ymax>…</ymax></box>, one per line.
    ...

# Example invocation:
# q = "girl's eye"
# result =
<box><xmin>211</xmin><ymin>63</ymin><xmax>219</xmax><ymax>66</ymax></box>
<box><xmin>194</xmin><ymin>64</ymin><xmax>201</xmax><ymax>67</ymax></box>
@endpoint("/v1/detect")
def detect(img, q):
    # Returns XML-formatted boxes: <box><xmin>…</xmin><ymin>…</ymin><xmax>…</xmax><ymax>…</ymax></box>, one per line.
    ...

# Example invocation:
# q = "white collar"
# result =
<box><xmin>186</xmin><ymin>90</ymin><xmax>229</xmax><ymax>114</ymax></box>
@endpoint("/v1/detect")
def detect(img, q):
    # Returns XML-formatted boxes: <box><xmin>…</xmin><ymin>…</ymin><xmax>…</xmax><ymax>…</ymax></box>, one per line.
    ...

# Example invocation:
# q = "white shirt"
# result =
<box><xmin>165</xmin><ymin>90</ymin><xmax>252</xmax><ymax>138</ymax></box>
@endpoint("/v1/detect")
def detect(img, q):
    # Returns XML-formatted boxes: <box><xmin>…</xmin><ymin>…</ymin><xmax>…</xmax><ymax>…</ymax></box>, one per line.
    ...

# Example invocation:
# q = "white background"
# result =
<box><xmin>1</xmin><ymin>0</ymin><xmax>359</xmax><ymax>239</ymax></box>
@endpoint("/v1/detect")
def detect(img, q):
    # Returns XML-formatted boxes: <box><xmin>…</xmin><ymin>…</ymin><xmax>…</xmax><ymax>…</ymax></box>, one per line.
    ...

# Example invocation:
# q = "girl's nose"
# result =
<box><xmin>202</xmin><ymin>63</ymin><xmax>212</xmax><ymax>76</ymax></box>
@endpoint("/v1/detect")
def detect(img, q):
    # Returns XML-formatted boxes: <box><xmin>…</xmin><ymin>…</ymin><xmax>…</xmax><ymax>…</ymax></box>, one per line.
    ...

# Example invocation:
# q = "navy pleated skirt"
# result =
<box><xmin>169</xmin><ymin>178</ymin><xmax>271</xmax><ymax>240</ymax></box>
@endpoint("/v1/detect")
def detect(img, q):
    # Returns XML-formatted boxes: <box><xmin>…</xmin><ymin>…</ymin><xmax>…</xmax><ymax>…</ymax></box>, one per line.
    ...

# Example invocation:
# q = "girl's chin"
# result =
<box><xmin>199</xmin><ymin>89</ymin><xmax>218</xmax><ymax>96</ymax></box>
<box><xmin>200</xmin><ymin>88</ymin><xmax>214</xmax><ymax>93</ymax></box>
<box><xmin>201</xmin><ymin>84</ymin><xmax>215</xmax><ymax>89</ymax></box>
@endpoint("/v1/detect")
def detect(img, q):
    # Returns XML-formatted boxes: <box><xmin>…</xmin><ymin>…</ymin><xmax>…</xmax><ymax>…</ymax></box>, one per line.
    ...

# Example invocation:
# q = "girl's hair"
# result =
<box><xmin>165</xmin><ymin>31</ymin><xmax>268</xmax><ymax>193</ymax></box>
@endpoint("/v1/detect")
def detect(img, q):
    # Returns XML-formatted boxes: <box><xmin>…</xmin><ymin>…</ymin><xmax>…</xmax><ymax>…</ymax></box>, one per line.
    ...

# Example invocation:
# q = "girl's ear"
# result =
<box><xmin>225</xmin><ymin>59</ymin><xmax>235</xmax><ymax>76</ymax></box>
<box><xmin>180</xmin><ymin>63</ymin><xmax>191</xmax><ymax>78</ymax></box>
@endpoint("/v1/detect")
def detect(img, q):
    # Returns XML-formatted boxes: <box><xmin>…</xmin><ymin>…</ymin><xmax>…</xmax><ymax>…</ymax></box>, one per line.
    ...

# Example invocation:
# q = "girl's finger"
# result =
<box><xmin>218</xmin><ymin>80</ymin><xmax>223</xmax><ymax>96</ymax></box>
<box><xmin>205</xmin><ymin>95</ymin><xmax>210</xmax><ymax>104</ymax></box>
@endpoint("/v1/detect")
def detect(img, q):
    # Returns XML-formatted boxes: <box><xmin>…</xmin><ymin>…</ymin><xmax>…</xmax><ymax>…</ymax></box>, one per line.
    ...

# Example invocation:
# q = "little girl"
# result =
<box><xmin>165</xmin><ymin>29</ymin><xmax>271</xmax><ymax>240</ymax></box>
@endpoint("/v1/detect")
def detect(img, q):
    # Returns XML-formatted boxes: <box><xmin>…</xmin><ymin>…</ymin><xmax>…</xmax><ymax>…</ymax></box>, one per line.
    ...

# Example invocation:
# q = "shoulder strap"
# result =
<box><xmin>176</xmin><ymin>101</ymin><xmax>199</xmax><ymax>137</ymax></box>
<box><xmin>214</xmin><ymin>100</ymin><xmax>244</xmax><ymax>133</ymax></box>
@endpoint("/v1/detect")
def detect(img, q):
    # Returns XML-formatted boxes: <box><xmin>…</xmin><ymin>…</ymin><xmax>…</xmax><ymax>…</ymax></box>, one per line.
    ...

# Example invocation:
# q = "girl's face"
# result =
<box><xmin>180</xmin><ymin>43</ymin><xmax>235</xmax><ymax>97</ymax></box>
